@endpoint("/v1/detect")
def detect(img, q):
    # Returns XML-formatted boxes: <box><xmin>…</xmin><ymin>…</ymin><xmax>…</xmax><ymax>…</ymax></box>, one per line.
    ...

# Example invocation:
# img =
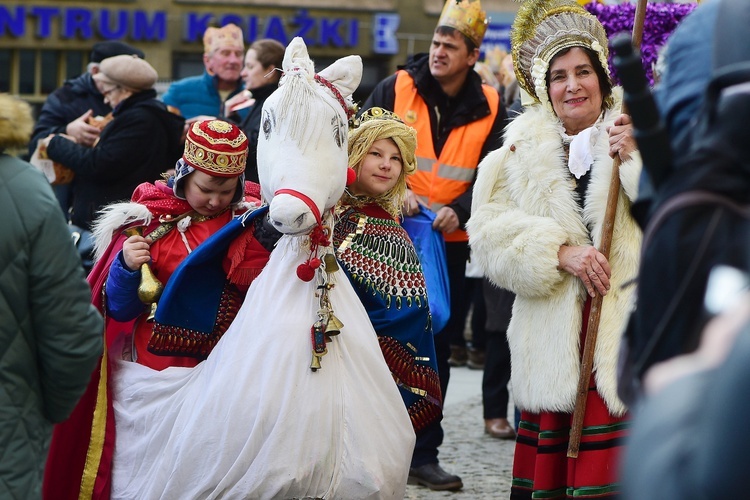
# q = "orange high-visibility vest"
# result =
<box><xmin>394</xmin><ymin>71</ymin><xmax>499</xmax><ymax>242</ymax></box>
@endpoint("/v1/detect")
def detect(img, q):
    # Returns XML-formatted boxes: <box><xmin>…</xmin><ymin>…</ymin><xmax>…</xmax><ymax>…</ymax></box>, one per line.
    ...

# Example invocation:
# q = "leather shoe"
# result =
<box><xmin>467</xmin><ymin>348</ymin><xmax>485</xmax><ymax>370</ymax></box>
<box><xmin>408</xmin><ymin>463</ymin><xmax>463</xmax><ymax>491</ymax></box>
<box><xmin>448</xmin><ymin>345</ymin><xmax>468</xmax><ymax>367</ymax></box>
<box><xmin>485</xmin><ymin>418</ymin><xmax>516</xmax><ymax>440</ymax></box>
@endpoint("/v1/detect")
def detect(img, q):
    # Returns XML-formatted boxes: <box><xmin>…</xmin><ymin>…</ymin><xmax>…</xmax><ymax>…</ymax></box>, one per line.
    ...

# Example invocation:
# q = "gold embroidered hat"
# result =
<box><xmin>182</xmin><ymin>119</ymin><xmax>248</xmax><ymax>176</ymax></box>
<box><xmin>438</xmin><ymin>0</ymin><xmax>489</xmax><ymax>48</ymax></box>
<box><xmin>203</xmin><ymin>23</ymin><xmax>244</xmax><ymax>55</ymax></box>
<box><xmin>511</xmin><ymin>0</ymin><xmax>610</xmax><ymax>107</ymax></box>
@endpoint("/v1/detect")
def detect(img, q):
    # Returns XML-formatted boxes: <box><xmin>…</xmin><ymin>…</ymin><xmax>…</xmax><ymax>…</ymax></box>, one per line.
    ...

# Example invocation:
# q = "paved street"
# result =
<box><xmin>405</xmin><ymin>366</ymin><xmax>515</xmax><ymax>499</ymax></box>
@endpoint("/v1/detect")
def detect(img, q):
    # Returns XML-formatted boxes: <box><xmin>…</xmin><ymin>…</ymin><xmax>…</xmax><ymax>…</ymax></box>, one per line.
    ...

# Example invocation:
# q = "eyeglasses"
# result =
<box><xmin>101</xmin><ymin>86</ymin><xmax>120</xmax><ymax>97</ymax></box>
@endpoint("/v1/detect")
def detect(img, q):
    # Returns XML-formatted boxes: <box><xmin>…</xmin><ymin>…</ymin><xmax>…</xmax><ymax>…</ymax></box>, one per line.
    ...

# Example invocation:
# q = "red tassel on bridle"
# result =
<box><xmin>274</xmin><ymin>188</ymin><xmax>331</xmax><ymax>282</ymax></box>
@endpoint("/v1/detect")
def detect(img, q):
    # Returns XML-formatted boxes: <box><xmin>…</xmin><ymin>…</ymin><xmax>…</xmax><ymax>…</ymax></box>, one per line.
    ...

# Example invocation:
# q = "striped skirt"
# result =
<box><xmin>511</xmin><ymin>299</ymin><xmax>629</xmax><ymax>499</ymax></box>
<box><xmin>510</xmin><ymin>380</ymin><xmax>629</xmax><ymax>499</ymax></box>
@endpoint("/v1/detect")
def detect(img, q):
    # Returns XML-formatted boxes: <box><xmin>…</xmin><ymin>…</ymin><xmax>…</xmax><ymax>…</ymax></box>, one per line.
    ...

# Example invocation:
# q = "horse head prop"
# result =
<box><xmin>257</xmin><ymin>37</ymin><xmax>362</xmax><ymax>236</ymax></box>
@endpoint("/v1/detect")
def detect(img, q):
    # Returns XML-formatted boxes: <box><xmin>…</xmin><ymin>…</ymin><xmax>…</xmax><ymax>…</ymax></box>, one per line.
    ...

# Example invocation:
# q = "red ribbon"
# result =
<box><xmin>273</xmin><ymin>188</ymin><xmax>330</xmax><ymax>281</ymax></box>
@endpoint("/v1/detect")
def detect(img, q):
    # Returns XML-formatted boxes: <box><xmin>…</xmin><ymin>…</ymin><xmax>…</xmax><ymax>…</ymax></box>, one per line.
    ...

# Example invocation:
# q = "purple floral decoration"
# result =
<box><xmin>585</xmin><ymin>1</ymin><xmax>697</xmax><ymax>86</ymax></box>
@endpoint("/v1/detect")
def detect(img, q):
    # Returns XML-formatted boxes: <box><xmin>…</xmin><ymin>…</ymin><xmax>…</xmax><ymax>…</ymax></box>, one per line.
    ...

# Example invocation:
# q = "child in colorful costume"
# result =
<box><xmin>43</xmin><ymin>119</ymin><xmax>275</xmax><ymax>499</ymax></box>
<box><xmin>97</xmin><ymin>119</ymin><xmax>269</xmax><ymax>370</ymax></box>
<box><xmin>334</xmin><ymin>107</ymin><xmax>443</xmax><ymax>432</ymax></box>
<box><xmin>91</xmin><ymin>39</ymin><xmax>415</xmax><ymax>499</ymax></box>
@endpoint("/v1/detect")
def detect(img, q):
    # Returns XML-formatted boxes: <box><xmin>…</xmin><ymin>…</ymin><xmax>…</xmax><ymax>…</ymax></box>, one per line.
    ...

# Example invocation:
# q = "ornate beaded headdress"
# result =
<box><xmin>438</xmin><ymin>0</ymin><xmax>489</xmax><ymax>48</ymax></box>
<box><xmin>511</xmin><ymin>0</ymin><xmax>610</xmax><ymax>109</ymax></box>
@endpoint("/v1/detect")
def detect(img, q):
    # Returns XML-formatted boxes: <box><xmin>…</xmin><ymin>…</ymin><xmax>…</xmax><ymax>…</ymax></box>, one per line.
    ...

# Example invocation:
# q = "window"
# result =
<box><xmin>0</xmin><ymin>50</ymin><xmax>10</xmax><ymax>93</ymax></box>
<box><xmin>19</xmin><ymin>50</ymin><xmax>35</xmax><ymax>95</ymax></box>
<box><xmin>3</xmin><ymin>49</ymin><xmax>88</xmax><ymax>103</ymax></box>
<box><xmin>41</xmin><ymin>51</ymin><xmax>61</xmax><ymax>94</ymax></box>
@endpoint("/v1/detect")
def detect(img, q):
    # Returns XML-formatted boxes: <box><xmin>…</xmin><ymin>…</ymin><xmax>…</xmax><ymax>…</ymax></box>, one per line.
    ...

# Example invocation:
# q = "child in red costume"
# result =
<box><xmin>43</xmin><ymin>119</ymin><xmax>276</xmax><ymax>499</ymax></box>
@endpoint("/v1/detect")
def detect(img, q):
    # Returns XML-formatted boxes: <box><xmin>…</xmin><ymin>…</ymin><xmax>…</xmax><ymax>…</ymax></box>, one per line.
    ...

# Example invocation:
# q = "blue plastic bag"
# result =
<box><xmin>401</xmin><ymin>208</ymin><xmax>451</xmax><ymax>334</ymax></box>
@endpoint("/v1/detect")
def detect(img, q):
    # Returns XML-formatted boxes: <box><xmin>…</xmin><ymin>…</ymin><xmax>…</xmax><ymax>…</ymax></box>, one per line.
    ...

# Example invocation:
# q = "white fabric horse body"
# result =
<box><xmin>110</xmin><ymin>38</ymin><xmax>415</xmax><ymax>499</ymax></box>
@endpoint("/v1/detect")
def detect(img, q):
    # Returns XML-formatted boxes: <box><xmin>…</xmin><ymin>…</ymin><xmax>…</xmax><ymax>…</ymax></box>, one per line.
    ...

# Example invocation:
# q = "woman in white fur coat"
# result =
<box><xmin>466</xmin><ymin>1</ymin><xmax>642</xmax><ymax>498</ymax></box>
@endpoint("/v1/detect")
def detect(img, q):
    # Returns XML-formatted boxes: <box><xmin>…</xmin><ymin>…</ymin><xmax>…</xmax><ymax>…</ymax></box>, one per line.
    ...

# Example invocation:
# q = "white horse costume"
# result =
<box><xmin>110</xmin><ymin>38</ymin><xmax>415</xmax><ymax>499</ymax></box>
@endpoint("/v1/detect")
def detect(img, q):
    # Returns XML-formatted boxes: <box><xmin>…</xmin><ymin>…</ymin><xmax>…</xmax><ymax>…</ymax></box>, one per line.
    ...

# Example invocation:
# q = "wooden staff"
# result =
<box><xmin>567</xmin><ymin>0</ymin><xmax>648</xmax><ymax>459</ymax></box>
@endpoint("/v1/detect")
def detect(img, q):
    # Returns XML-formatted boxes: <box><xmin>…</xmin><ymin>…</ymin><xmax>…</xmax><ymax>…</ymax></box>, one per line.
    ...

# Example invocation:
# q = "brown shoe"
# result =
<box><xmin>448</xmin><ymin>345</ymin><xmax>468</xmax><ymax>367</ymax></box>
<box><xmin>467</xmin><ymin>348</ymin><xmax>485</xmax><ymax>370</ymax></box>
<box><xmin>484</xmin><ymin>418</ymin><xmax>516</xmax><ymax>440</ymax></box>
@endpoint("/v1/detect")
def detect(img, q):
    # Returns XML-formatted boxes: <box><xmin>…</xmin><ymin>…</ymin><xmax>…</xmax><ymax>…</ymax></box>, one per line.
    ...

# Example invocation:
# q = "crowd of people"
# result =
<box><xmin>3</xmin><ymin>0</ymin><xmax>748</xmax><ymax>498</ymax></box>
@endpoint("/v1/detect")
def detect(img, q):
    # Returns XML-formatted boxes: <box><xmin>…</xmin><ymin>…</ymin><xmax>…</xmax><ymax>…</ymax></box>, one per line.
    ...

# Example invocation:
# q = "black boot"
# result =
<box><xmin>408</xmin><ymin>463</ymin><xmax>463</xmax><ymax>491</ymax></box>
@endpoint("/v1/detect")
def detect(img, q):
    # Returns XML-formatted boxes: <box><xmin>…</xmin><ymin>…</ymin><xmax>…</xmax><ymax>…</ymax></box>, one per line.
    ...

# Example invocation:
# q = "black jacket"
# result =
<box><xmin>47</xmin><ymin>90</ymin><xmax>185</xmax><ymax>229</ymax></box>
<box><xmin>29</xmin><ymin>73</ymin><xmax>111</xmax><ymax>156</ymax></box>
<box><xmin>361</xmin><ymin>54</ymin><xmax>506</xmax><ymax>227</ymax></box>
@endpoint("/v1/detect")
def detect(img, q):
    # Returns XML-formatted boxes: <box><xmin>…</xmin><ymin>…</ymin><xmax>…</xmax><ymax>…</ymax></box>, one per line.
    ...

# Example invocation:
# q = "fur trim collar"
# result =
<box><xmin>468</xmin><ymin>86</ymin><xmax>641</xmax><ymax>416</ymax></box>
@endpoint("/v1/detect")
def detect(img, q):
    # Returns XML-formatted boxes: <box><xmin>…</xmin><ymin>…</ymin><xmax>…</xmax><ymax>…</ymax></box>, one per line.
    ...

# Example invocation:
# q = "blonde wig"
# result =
<box><xmin>345</xmin><ymin>107</ymin><xmax>417</xmax><ymax>217</ymax></box>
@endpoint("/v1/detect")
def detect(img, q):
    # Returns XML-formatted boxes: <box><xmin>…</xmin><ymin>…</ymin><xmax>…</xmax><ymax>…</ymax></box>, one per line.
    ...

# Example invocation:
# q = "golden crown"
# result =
<box><xmin>511</xmin><ymin>0</ymin><xmax>610</xmax><ymax>106</ymax></box>
<box><xmin>438</xmin><ymin>0</ymin><xmax>488</xmax><ymax>48</ymax></box>
<box><xmin>203</xmin><ymin>23</ymin><xmax>244</xmax><ymax>55</ymax></box>
<box><xmin>349</xmin><ymin>106</ymin><xmax>404</xmax><ymax>130</ymax></box>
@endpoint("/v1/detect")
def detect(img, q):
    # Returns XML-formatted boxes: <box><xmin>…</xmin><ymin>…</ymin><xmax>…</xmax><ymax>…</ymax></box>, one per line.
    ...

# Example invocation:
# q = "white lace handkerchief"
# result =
<box><xmin>567</xmin><ymin>125</ymin><xmax>598</xmax><ymax>179</ymax></box>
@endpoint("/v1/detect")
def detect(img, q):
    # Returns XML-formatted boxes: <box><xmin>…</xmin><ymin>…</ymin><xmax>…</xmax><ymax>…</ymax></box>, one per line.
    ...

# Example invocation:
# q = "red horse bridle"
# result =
<box><xmin>274</xmin><ymin>188</ymin><xmax>331</xmax><ymax>282</ymax></box>
<box><xmin>269</xmin><ymin>74</ymin><xmax>359</xmax><ymax>281</ymax></box>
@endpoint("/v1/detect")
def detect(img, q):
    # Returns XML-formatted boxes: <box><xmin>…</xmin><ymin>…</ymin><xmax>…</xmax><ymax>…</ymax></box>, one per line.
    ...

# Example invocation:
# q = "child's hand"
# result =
<box><xmin>122</xmin><ymin>235</ymin><xmax>152</xmax><ymax>271</ymax></box>
<box><xmin>402</xmin><ymin>189</ymin><xmax>424</xmax><ymax>216</ymax></box>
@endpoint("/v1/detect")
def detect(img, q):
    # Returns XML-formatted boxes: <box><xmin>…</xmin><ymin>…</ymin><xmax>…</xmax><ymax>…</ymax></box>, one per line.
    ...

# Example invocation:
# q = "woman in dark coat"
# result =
<box><xmin>227</xmin><ymin>38</ymin><xmax>284</xmax><ymax>183</ymax></box>
<box><xmin>41</xmin><ymin>54</ymin><xmax>185</xmax><ymax>229</ymax></box>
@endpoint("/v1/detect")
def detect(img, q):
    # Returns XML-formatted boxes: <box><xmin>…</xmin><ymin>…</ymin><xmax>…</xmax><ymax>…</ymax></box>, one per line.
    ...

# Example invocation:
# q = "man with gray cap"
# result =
<box><xmin>39</xmin><ymin>55</ymin><xmax>185</xmax><ymax>232</ymax></box>
<box><xmin>30</xmin><ymin>40</ymin><xmax>145</xmax><ymax>214</ymax></box>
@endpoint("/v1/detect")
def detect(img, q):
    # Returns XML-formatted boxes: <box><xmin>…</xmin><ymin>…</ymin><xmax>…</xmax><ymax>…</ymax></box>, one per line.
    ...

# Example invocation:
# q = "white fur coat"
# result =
<box><xmin>467</xmin><ymin>89</ymin><xmax>642</xmax><ymax>416</ymax></box>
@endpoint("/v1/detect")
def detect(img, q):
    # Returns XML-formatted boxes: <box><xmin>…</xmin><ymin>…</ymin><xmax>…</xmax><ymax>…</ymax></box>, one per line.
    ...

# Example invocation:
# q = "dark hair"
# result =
<box><xmin>434</xmin><ymin>25</ymin><xmax>478</xmax><ymax>53</ymax></box>
<box><xmin>546</xmin><ymin>46</ymin><xmax>613</xmax><ymax>109</ymax></box>
<box><xmin>248</xmin><ymin>39</ymin><xmax>285</xmax><ymax>83</ymax></box>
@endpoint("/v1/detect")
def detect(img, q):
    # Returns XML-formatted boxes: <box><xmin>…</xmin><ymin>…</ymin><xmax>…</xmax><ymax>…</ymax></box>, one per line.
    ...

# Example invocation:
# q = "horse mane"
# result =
<box><xmin>275</xmin><ymin>64</ymin><xmax>344</xmax><ymax>153</ymax></box>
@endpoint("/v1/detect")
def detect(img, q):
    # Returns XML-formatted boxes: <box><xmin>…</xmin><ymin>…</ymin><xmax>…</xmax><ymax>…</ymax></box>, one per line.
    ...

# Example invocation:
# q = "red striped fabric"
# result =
<box><xmin>510</xmin><ymin>299</ymin><xmax>630</xmax><ymax>499</ymax></box>
<box><xmin>511</xmin><ymin>380</ymin><xmax>629</xmax><ymax>499</ymax></box>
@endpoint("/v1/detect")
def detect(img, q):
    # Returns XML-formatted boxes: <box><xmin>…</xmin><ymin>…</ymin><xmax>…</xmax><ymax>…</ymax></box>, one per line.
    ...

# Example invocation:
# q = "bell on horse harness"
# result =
<box><xmin>325</xmin><ymin>313</ymin><xmax>344</xmax><ymax>336</ymax></box>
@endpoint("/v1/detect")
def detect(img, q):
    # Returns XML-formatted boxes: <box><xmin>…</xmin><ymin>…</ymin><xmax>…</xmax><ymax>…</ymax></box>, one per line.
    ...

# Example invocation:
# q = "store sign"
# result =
<box><xmin>186</xmin><ymin>10</ymin><xmax>358</xmax><ymax>48</ymax></box>
<box><xmin>0</xmin><ymin>6</ymin><xmax>360</xmax><ymax>48</ymax></box>
<box><xmin>481</xmin><ymin>23</ymin><xmax>512</xmax><ymax>54</ymax></box>
<box><xmin>372</xmin><ymin>13</ymin><xmax>399</xmax><ymax>55</ymax></box>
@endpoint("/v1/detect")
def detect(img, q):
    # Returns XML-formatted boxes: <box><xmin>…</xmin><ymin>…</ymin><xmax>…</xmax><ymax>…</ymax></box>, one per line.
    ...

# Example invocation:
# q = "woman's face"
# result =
<box><xmin>548</xmin><ymin>47</ymin><xmax>603</xmax><ymax>135</ymax></box>
<box><xmin>240</xmin><ymin>49</ymin><xmax>273</xmax><ymax>91</ymax></box>
<box><xmin>182</xmin><ymin>170</ymin><xmax>238</xmax><ymax>217</ymax></box>
<box><xmin>350</xmin><ymin>138</ymin><xmax>403</xmax><ymax>198</ymax></box>
<box><xmin>99</xmin><ymin>83</ymin><xmax>130</xmax><ymax>108</ymax></box>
